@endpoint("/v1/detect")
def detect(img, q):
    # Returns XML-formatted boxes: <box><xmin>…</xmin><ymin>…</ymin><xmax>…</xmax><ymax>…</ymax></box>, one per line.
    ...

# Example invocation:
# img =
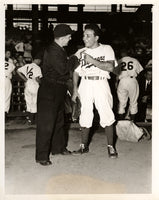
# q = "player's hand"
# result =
<box><xmin>72</xmin><ymin>90</ymin><xmax>80</xmax><ymax>103</ymax></box>
<box><xmin>75</xmin><ymin>48</ymin><xmax>86</xmax><ymax>59</ymax></box>
<box><xmin>83</xmin><ymin>53</ymin><xmax>94</xmax><ymax>64</ymax></box>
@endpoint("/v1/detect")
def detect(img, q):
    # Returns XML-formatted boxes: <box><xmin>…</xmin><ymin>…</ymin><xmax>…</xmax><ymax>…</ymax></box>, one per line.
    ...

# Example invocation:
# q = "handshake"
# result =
<box><xmin>75</xmin><ymin>48</ymin><xmax>94</xmax><ymax>65</ymax></box>
<box><xmin>75</xmin><ymin>47</ymin><xmax>86</xmax><ymax>59</ymax></box>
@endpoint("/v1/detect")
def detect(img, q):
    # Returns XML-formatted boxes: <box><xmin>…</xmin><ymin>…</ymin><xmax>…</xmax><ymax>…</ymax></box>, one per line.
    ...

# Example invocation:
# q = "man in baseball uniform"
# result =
<box><xmin>72</xmin><ymin>24</ymin><xmax>118</xmax><ymax>158</ymax></box>
<box><xmin>5</xmin><ymin>49</ymin><xmax>15</xmax><ymax>117</ymax></box>
<box><xmin>17</xmin><ymin>56</ymin><xmax>42</xmax><ymax>124</ymax></box>
<box><xmin>116</xmin><ymin>49</ymin><xmax>143</xmax><ymax>121</ymax></box>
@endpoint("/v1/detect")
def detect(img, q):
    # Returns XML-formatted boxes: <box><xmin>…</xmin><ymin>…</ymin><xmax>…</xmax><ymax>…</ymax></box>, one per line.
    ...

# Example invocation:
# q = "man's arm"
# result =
<box><xmin>67</xmin><ymin>55</ymin><xmax>80</xmax><ymax>71</ymax></box>
<box><xmin>35</xmin><ymin>76</ymin><xmax>42</xmax><ymax>84</ymax></box>
<box><xmin>72</xmin><ymin>71</ymin><xmax>80</xmax><ymax>102</ymax></box>
<box><xmin>16</xmin><ymin>70</ymin><xmax>27</xmax><ymax>82</ymax></box>
<box><xmin>83</xmin><ymin>53</ymin><xmax>115</xmax><ymax>72</ymax></box>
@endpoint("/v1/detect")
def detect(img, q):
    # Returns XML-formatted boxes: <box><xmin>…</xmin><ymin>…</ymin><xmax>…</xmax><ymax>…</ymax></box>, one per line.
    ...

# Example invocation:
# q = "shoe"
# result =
<box><xmin>61</xmin><ymin>148</ymin><xmax>72</xmax><ymax>155</ymax></box>
<box><xmin>36</xmin><ymin>160</ymin><xmax>52</xmax><ymax>166</ymax></box>
<box><xmin>107</xmin><ymin>145</ymin><xmax>118</xmax><ymax>158</ymax></box>
<box><xmin>139</xmin><ymin>127</ymin><xmax>151</xmax><ymax>141</ymax></box>
<box><xmin>27</xmin><ymin>119</ymin><xmax>32</xmax><ymax>125</ymax></box>
<box><xmin>72</xmin><ymin>144</ymin><xmax>89</xmax><ymax>155</ymax></box>
<box><xmin>52</xmin><ymin>152</ymin><xmax>61</xmax><ymax>155</ymax></box>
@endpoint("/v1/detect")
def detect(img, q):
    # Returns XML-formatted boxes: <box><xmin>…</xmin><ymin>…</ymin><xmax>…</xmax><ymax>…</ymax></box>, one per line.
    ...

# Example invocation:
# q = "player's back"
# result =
<box><xmin>5</xmin><ymin>61</ymin><xmax>15</xmax><ymax>79</ymax></box>
<box><xmin>118</xmin><ymin>56</ymin><xmax>143</xmax><ymax>79</ymax></box>
<box><xmin>18</xmin><ymin>63</ymin><xmax>42</xmax><ymax>80</ymax></box>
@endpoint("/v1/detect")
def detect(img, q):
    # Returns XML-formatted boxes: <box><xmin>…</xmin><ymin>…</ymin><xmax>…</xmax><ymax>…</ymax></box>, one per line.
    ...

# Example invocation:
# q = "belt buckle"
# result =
<box><xmin>84</xmin><ymin>76</ymin><xmax>105</xmax><ymax>80</ymax></box>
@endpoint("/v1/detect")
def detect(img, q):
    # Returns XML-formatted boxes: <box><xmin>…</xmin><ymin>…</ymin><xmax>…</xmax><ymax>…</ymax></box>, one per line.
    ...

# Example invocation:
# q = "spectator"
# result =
<box><xmin>136</xmin><ymin>68</ymin><xmax>152</xmax><ymax>122</ymax></box>
<box><xmin>15</xmin><ymin>39</ymin><xmax>25</xmax><ymax>56</ymax></box>
<box><xmin>145</xmin><ymin>59</ymin><xmax>152</xmax><ymax>69</ymax></box>
<box><xmin>23</xmin><ymin>39</ymin><xmax>33</xmax><ymax>63</ymax></box>
<box><xmin>14</xmin><ymin>54</ymin><xmax>26</xmax><ymax>70</ymax></box>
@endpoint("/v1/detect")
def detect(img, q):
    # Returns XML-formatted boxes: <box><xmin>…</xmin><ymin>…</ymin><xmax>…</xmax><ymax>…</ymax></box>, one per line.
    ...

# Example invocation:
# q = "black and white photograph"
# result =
<box><xmin>1</xmin><ymin>1</ymin><xmax>159</xmax><ymax>200</ymax></box>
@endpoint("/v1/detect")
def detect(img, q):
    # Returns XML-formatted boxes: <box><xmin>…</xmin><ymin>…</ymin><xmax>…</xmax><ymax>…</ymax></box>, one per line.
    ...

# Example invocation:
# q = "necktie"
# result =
<box><xmin>146</xmin><ymin>81</ymin><xmax>151</xmax><ymax>91</ymax></box>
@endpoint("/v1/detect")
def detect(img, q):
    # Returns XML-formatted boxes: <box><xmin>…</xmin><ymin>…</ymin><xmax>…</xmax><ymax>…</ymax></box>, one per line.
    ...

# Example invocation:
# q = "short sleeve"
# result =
<box><xmin>136</xmin><ymin>59</ymin><xmax>143</xmax><ymax>74</ymax></box>
<box><xmin>11</xmin><ymin>63</ymin><xmax>16</xmax><ymax>71</ymax></box>
<box><xmin>17</xmin><ymin>65</ymin><xmax>27</xmax><ymax>75</ymax></box>
<box><xmin>74</xmin><ymin>64</ymin><xmax>81</xmax><ymax>74</ymax></box>
<box><xmin>35</xmin><ymin>66</ymin><xmax>42</xmax><ymax>78</ymax></box>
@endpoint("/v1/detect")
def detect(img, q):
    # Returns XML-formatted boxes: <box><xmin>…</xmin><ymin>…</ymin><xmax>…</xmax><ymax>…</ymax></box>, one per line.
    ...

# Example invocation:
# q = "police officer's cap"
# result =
<box><xmin>54</xmin><ymin>24</ymin><xmax>75</xmax><ymax>38</ymax></box>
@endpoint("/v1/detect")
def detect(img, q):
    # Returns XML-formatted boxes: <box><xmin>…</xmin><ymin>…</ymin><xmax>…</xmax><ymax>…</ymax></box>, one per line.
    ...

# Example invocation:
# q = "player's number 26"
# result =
<box><xmin>121</xmin><ymin>61</ymin><xmax>133</xmax><ymax>71</ymax></box>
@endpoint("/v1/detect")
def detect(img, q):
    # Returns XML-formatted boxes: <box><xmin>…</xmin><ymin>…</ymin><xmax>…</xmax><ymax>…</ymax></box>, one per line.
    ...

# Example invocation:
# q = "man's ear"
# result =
<box><xmin>95</xmin><ymin>35</ymin><xmax>99</xmax><ymax>42</ymax></box>
<box><xmin>60</xmin><ymin>36</ymin><xmax>66</xmax><ymax>44</ymax></box>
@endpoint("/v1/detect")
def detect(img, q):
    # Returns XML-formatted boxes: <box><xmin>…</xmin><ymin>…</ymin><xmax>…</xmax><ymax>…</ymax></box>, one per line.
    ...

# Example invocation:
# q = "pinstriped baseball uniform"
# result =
<box><xmin>117</xmin><ymin>56</ymin><xmax>143</xmax><ymax>115</ymax></box>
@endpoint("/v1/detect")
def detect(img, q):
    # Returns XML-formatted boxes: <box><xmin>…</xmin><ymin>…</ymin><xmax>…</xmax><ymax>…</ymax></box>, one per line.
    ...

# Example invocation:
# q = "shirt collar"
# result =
<box><xmin>53</xmin><ymin>41</ymin><xmax>65</xmax><ymax>51</ymax></box>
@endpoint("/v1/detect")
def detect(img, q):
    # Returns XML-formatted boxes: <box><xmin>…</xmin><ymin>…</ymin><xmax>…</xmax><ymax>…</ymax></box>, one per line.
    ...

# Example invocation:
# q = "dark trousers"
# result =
<box><xmin>36</xmin><ymin>79</ymin><xmax>67</xmax><ymax>161</ymax></box>
<box><xmin>136</xmin><ymin>102</ymin><xmax>147</xmax><ymax>122</ymax></box>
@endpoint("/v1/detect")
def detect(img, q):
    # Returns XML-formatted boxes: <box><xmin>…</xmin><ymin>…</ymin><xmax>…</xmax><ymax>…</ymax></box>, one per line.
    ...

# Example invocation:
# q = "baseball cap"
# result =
<box><xmin>54</xmin><ymin>24</ymin><xmax>75</xmax><ymax>38</ymax></box>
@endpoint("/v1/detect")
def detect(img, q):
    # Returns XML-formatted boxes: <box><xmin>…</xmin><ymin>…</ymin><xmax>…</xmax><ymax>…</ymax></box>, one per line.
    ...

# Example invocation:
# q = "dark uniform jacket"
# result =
<box><xmin>42</xmin><ymin>42</ymin><xmax>78</xmax><ymax>83</ymax></box>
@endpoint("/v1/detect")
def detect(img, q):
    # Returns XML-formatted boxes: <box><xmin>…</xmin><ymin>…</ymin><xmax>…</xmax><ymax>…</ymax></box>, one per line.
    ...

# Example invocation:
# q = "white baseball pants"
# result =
<box><xmin>25</xmin><ymin>80</ymin><xmax>39</xmax><ymax>113</ymax></box>
<box><xmin>117</xmin><ymin>77</ymin><xmax>139</xmax><ymax>115</ymax></box>
<box><xmin>5</xmin><ymin>77</ymin><xmax>12</xmax><ymax>113</ymax></box>
<box><xmin>78</xmin><ymin>78</ymin><xmax>115</xmax><ymax>128</ymax></box>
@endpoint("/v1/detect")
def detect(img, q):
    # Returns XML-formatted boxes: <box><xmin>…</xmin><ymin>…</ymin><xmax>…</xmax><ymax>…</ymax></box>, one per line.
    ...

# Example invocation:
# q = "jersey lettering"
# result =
<box><xmin>96</xmin><ymin>56</ymin><xmax>105</xmax><ymax>61</ymax></box>
<box><xmin>121</xmin><ymin>61</ymin><xmax>134</xmax><ymax>71</ymax></box>
<box><xmin>26</xmin><ymin>66</ymin><xmax>33</xmax><ymax>79</ymax></box>
<box><xmin>81</xmin><ymin>55</ymin><xmax>105</xmax><ymax>68</ymax></box>
<box><xmin>5</xmin><ymin>62</ymin><xmax>9</xmax><ymax>70</ymax></box>
<box><xmin>80</xmin><ymin>58</ymin><xmax>94</xmax><ymax>68</ymax></box>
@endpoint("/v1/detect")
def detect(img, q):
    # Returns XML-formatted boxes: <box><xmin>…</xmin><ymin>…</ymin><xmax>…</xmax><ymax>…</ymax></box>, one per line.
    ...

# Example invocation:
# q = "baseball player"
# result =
<box><xmin>17</xmin><ymin>57</ymin><xmax>42</xmax><ymax>124</ymax></box>
<box><xmin>116</xmin><ymin>49</ymin><xmax>143</xmax><ymax>121</ymax></box>
<box><xmin>72</xmin><ymin>24</ymin><xmax>118</xmax><ymax>158</ymax></box>
<box><xmin>5</xmin><ymin>49</ymin><xmax>15</xmax><ymax>117</ymax></box>
<box><xmin>5</xmin><ymin>49</ymin><xmax>14</xmax><ymax>63</ymax></box>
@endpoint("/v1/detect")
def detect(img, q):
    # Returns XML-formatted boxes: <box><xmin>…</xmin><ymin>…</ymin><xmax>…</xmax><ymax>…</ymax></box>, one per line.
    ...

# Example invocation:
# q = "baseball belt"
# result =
<box><xmin>83</xmin><ymin>76</ymin><xmax>106</xmax><ymax>80</ymax></box>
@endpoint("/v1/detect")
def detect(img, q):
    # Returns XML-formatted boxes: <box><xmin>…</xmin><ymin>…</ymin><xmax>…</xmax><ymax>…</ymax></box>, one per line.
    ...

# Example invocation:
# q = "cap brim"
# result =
<box><xmin>70</xmin><ymin>30</ymin><xmax>75</xmax><ymax>35</ymax></box>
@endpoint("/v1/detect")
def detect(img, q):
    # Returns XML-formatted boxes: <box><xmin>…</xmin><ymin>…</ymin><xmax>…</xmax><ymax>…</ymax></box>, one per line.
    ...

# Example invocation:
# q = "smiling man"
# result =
<box><xmin>72</xmin><ymin>24</ymin><xmax>118</xmax><ymax>158</ymax></box>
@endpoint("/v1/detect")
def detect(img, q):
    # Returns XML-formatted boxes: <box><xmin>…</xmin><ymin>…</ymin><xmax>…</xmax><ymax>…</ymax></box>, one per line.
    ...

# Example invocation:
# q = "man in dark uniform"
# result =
<box><xmin>36</xmin><ymin>24</ymin><xmax>78</xmax><ymax>166</ymax></box>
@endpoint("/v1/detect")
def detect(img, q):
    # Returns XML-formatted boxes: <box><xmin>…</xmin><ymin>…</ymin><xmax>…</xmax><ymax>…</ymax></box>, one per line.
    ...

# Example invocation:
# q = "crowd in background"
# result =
<box><xmin>5</xmin><ymin>26</ymin><xmax>152</xmax><ymax>123</ymax></box>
